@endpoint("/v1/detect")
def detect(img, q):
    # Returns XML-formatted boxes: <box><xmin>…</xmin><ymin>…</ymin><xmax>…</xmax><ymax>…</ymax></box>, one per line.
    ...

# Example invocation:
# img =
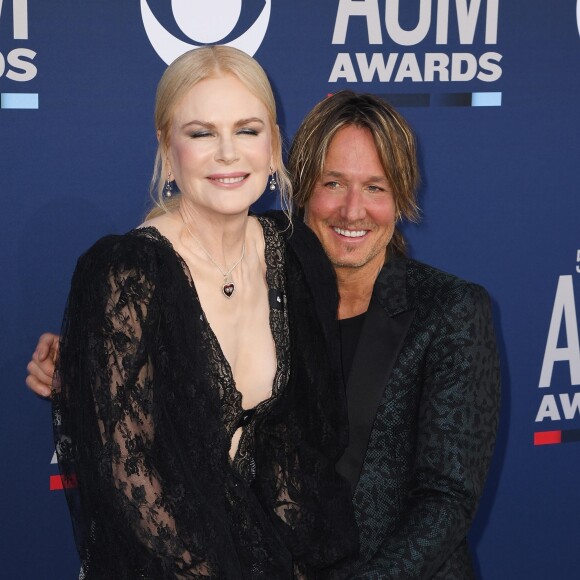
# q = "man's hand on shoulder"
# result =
<box><xmin>25</xmin><ymin>333</ymin><xmax>59</xmax><ymax>398</ymax></box>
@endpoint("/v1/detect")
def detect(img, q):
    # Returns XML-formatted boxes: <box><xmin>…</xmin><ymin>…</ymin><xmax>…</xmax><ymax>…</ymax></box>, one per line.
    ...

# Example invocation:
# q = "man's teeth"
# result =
<box><xmin>214</xmin><ymin>176</ymin><xmax>245</xmax><ymax>184</ymax></box>
<box><xmin>333</xmin><ymin>227</ymin><xmax>366</xmax><ymax>238</ymax></box>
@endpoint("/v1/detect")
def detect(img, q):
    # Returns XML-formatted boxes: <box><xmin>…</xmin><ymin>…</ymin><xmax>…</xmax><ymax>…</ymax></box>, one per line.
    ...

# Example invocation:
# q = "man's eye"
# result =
<box><xmin>367</xmin><ymin>185</ymin><xmax>384</xmax><ymax>193</ymax></box>
<box><xmin>325</xmin><ymin>181</ymin><xmax>340</xmax><ymax>189</ymax></box>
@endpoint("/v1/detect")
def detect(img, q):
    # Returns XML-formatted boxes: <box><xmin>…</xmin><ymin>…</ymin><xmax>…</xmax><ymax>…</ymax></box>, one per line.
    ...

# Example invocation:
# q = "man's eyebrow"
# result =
<box><xmin>322</xmin><ymin>169</ymin><xmax>389</xmax><ymax>183</ymax></box>
<box><xmin>323</xmin><ymin>170</ymin><xmax>343</xmax><ymax>178</ymax></box>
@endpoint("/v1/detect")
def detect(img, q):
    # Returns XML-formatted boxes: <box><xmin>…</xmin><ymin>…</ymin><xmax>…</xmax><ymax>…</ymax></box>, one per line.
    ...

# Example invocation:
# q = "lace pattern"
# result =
<box><xmin>53</xmin><ymin>213</ymin><xmax>358</xmax><ymax>579</ymax></box>
<box><xmin>231</xmin><ymin>216</ymin><xmax>290</xmax><ymax>482</ymax></box>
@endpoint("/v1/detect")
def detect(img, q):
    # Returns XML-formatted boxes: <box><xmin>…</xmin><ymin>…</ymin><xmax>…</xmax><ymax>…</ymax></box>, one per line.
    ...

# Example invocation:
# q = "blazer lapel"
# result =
<box><xmin>336</xmin><ymin>254</ymin><xmax>415</xmax><ymax>494</ymax></box>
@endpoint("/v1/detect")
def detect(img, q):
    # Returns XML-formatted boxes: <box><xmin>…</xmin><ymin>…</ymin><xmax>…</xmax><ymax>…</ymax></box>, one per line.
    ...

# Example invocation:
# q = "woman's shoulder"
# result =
<box><xmin>75</xmin><ymin>227</ymin><xmax>174</xmax><ymax>280</ymax></box>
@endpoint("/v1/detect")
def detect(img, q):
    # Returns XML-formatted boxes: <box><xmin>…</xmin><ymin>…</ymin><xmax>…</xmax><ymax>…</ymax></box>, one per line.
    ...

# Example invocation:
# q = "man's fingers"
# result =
<box><xmin>27</xmin><ymin>359</ymin><xmax>53</xmax><ymax>384</ymax></box>
<box><xmin>36</xmin><ymin>333</ymin><xmax>58</xmax><ymax>361</ymax></box>
<box><xmin>25</xmin><ymin>374</ymin><xmax>51</xmax><ymax>398</ymax></box>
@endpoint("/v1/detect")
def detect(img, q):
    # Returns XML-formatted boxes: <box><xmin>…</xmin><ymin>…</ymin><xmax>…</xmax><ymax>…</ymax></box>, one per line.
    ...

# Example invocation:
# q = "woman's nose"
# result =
<box><xmin>215</xmin><ymin>136</ymin><xmax>239</xmax><ymax>163</ymax></box>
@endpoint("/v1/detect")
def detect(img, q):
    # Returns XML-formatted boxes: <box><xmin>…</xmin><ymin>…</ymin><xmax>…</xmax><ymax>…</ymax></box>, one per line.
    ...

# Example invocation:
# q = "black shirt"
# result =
<box><xmin>339</xmin><ymin>312</ymin><xmax>367</xmax><ymax>383</ymax></box>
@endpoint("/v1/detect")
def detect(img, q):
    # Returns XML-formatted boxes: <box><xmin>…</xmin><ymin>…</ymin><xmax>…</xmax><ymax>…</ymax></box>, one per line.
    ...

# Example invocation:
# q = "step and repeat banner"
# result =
<box><xmin>1</xmin><ymin>1</ymin><xmax>579</xmax><ymax>577</ymax></box>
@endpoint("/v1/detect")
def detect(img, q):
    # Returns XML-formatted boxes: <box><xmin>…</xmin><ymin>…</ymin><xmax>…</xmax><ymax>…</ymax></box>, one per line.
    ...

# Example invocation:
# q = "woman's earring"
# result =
<box><xmin>269</xmin><ymin>169</ymin><xmax>277</xmax><ymax>191</ymax></box>
<box><xmin>165</xmin><ymin>170</ymin><xmax>172</xmax><ymax>198</ymax></box>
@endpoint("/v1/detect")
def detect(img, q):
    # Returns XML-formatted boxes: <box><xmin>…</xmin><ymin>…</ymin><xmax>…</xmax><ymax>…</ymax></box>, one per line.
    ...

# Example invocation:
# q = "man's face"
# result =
<box><xmin>304</xmin><ymin>125</ymin><xmax>396</xmax><ymax>275</ymax></box>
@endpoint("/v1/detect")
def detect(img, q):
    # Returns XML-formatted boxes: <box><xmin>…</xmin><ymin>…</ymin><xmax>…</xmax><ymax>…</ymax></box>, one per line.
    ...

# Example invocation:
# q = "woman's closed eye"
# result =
<box><xmin>189</xmin><ymin>130</ymin><xmax>213</xmax><ymax>139</ymax></box>
<box><xmin>237</xmin><ymin>127</ymin><xmax>260</xmax><ymax>136</ymax></box>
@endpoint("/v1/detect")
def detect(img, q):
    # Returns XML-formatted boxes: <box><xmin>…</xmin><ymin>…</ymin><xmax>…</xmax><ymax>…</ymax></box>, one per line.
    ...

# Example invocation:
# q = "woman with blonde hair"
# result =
<box><xmin>51</xmin><ymin>46</ymin><xmax>357</xmax><ymax>578</ymax></box>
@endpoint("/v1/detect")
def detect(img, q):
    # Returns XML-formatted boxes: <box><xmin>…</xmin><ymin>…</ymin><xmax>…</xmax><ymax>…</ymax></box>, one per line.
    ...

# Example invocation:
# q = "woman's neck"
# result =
<box><xmin>178</xmin><ymin>199</ymin><xmax>249</xmax><ymax>265</ymax></box>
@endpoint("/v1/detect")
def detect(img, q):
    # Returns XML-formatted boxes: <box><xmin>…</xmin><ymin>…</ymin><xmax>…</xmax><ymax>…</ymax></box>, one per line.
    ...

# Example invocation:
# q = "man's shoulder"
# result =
<box><xmin>260</xmin><ymin>211</ymin><xmax>330</xmax><ymax>264</ymax></box>
<box><xmin>406</xmin><ymin>257</ymin><xmax>469</xmax><ymax>288</ymax></box>
<box><xmin>401</xmin><ymin>256</ymin><xmax>491</xmax><ymax>307</ymax></box>
<box><xmin>259</xmin><ymin>210</ymin><xmax>314</xmax><ymax>241</ymax></box>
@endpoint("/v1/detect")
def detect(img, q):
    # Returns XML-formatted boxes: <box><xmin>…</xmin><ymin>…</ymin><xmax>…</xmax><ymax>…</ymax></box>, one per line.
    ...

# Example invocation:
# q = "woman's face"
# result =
<box><xmin>165</xmin><ymin>73</ymin><xmax>274</xmax><ymax>219</ymax></box>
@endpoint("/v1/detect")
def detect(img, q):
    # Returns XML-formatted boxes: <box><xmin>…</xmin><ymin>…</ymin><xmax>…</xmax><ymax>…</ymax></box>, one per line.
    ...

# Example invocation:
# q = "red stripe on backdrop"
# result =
<box><xmin>534</xmin><ymin>431</ymin><xmax>562</xmax><ymax>445</ymax></box>
<box><xmin>49</xmin><ymin>474</ymin><xmax>78</xmax><ymax>490</ymax></box>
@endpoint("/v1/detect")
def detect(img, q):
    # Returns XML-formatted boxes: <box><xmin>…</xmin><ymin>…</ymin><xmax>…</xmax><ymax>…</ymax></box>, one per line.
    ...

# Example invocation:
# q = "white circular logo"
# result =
<box><xmin>141</xmin><ymin>0</ymin><xmax>271</xmax><ymax>64</ymax></box>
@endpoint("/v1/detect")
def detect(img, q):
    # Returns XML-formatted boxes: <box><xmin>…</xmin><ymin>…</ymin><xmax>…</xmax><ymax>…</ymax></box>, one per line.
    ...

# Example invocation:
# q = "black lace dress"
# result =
<box><xmin>53</xmin><ymin>213</ymin><xmax>358</xmax><ymax>579</ymax></box>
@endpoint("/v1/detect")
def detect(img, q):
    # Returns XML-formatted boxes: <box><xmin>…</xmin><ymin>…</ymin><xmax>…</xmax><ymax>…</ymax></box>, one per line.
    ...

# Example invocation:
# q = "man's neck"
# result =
<box><xmin>336</xmin><ymin>261</ymin><xmax>383</xmax><ymax>319</ymax></box>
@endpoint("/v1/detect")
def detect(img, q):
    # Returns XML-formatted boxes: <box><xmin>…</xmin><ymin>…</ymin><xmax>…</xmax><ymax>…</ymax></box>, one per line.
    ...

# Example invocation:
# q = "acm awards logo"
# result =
<box><xmin>329</xmin><ymin>0</ymin><xmax>502</xmax><ymax>85</ymax></box>
<box><xmin>0</xmin><ymin>0</ymin><xmax>37</xmax><ymax>82</ymax></box>
<box><xmin>140</xmin><ymin>0</ymin><xmax>271</xmax><ymax>64</ymax></box>
<box><xmin>534</xmin><ymin>250</ymin><xmax>580</xmax><ymax>446</ymax></box>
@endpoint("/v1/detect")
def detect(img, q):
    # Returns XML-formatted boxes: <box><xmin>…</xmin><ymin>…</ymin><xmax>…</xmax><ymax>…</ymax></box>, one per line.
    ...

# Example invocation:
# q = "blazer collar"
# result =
<box><xmin>373</xmin><ymin>249</ymin><xmax>410</xmax><ymax>316</ymax></box>
<box><xmin>336</xmin><ymin>250</ymin><xmax>415</xmax><ymax>494</ymax></box>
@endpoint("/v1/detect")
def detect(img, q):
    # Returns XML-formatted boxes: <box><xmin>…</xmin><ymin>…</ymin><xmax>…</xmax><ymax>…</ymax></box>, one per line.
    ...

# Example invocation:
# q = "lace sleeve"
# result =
<box><xmin>53</xmin><ymin>238</ymin><xmax>219</xmax><ymax>578</ymax></box>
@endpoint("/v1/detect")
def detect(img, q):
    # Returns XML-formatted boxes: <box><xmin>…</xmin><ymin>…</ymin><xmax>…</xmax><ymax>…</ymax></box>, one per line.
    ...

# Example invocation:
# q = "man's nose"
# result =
<box><xmin>340</xmin><ymin>186</ymin><xmax>366</xmax><ymax>222</ymax></box>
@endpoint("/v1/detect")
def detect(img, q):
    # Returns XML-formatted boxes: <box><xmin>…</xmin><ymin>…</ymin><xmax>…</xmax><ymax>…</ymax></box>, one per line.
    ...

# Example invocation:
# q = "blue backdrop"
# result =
<box><xmin>2</xmin><ymin>1</ymin><xmax>579</xmax><ymax>577</ymax></box>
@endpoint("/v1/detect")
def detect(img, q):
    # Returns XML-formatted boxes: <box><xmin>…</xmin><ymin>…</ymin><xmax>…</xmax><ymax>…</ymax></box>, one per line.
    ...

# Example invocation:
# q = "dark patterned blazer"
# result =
<box><xmin>336</xmin><ymin>252</ymin><xmax>500</xmax><ymax>579</ymax></box>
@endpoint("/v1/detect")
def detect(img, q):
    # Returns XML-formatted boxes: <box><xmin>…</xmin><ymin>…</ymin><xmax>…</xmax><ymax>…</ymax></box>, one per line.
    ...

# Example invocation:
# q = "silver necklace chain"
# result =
<box><xmin>179</xmin><ymin>209</ymin><xmax>245</xmax><ymax>298</ymax></box>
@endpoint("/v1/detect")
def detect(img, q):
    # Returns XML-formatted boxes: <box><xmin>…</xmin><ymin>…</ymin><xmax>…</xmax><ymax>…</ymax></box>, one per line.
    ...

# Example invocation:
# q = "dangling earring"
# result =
<box><xmin>165</xmin><ymin>170</ymin><xmax>172</xmax><ymax>198</ymax></box>
<box><xmin>269</xmin><ymin>168</ymin><xmax>277</xmax><ymax>191</ymax></box>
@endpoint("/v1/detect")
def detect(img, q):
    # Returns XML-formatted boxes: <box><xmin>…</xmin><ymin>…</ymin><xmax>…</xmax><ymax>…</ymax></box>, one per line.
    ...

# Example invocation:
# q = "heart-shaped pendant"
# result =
<box><xmin>222</xmin><ymin>283</ymin><xmax>235</xmax><ymax>298</ymax></box>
